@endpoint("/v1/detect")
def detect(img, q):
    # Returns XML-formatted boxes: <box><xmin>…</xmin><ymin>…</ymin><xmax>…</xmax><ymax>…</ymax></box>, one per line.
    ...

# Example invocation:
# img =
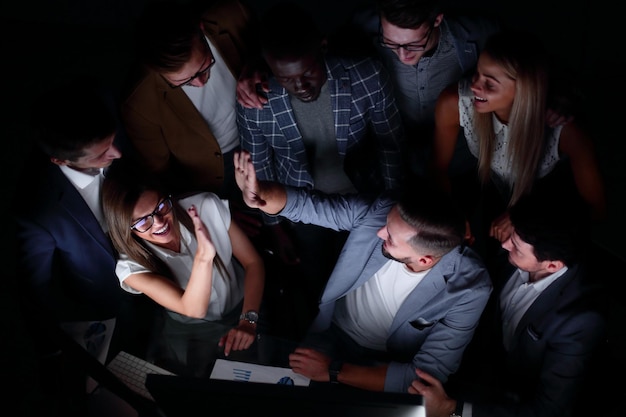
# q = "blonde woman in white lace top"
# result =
<box><xmin>429</xmin><ymin>30</ymin><xmax>606</xmax><ymax>244</ymax></box>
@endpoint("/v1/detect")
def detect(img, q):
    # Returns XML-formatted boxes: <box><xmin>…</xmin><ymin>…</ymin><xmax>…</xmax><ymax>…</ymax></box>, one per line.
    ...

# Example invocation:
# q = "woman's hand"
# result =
<box><xmin>218</xmin><ymin>321</ymin><xmax>256</xmax><ymax>356</ymax></box>
<box><xmin>188</xmin><ymin>205</ymin><xmax>216</xmax><ymax>262</ymax></box>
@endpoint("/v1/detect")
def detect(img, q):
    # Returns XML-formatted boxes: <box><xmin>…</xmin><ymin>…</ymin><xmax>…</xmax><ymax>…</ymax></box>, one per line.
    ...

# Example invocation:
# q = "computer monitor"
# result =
<box><xmin>146</xmin><ymin>374</ymin><xmax>425</xmax><ymax>417</ymax></box>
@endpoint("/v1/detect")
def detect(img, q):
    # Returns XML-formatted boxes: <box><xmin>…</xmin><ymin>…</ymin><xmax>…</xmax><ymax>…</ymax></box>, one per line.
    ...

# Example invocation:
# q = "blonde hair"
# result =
<box><xmin>474</xmin><ymin>30</ymin><xmax>549</xmax><ymax>207</ymax></box>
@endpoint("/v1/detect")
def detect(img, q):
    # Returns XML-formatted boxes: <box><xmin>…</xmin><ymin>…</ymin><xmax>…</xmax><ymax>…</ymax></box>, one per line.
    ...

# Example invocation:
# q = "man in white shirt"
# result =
<box><xmin>234</xmin><ymin>150</ymin><xmax>492</xmax><ymax>393</ymax></box>
<box><xmin>14</xmin><ymin>78</ymin><xmax>153</xmax><ymax>415</ymax></box>
<box><xmin>408</xmin><ymin>191</ymin><xmax>607</xmax><ymax>417</ymax></box>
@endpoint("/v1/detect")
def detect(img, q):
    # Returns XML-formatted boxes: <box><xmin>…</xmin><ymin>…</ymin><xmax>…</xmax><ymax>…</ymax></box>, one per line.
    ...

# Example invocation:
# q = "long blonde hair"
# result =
<box><xmin>474</xmin><ymin>30</ymin><xmax>550</xmax><ymax>207</ymax></box>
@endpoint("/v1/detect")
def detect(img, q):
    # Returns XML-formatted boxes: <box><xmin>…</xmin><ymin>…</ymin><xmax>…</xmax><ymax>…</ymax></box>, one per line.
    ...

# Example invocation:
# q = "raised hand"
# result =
<box><xmin>234</xmin><ymin>150</ymin><xmax>267</xmax><ymax>209</ymax></box>
<box><xmin>187</xmin><ymin>205</ymin><xmax>216</xmax><ymax>262</ymax></box>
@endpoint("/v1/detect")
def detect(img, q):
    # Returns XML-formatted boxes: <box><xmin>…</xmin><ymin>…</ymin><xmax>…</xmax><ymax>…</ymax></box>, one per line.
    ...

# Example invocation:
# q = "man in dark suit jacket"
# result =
<box><xmin>408</xmin><ymin>191</ymin><xmax>607</xmax><ymax>417</ymax></box>
<box><xmin>13</xmin><ymin>79</ymin><xmax>155</xmax><ymax>415</ymax></box>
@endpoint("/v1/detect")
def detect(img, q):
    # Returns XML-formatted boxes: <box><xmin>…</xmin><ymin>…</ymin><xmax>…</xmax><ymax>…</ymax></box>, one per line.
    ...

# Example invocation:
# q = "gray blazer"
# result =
<box><xmin>277</xmin><ymin>188</ymin><xmax>492</xmax><ymax>392</ymax></box>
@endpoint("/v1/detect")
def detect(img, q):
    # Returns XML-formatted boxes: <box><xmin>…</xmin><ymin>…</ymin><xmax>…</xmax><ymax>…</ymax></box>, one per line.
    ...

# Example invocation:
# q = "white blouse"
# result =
<box><xmin>457</xmin><ymin>78</ymin><xmax>562</xmax><ymax>185</ymax></box>
<box><xmin>115</xmin><ymin>192</ymin><xmax>244</xmax><ymax>322</ymax></box>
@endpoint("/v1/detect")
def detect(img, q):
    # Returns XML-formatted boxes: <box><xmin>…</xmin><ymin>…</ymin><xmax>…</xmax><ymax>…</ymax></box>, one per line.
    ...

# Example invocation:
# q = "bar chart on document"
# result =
<box><xmin>210</xmin><ymin>359</ymin><xmax>311</xmax><ymax>386</ymax></box>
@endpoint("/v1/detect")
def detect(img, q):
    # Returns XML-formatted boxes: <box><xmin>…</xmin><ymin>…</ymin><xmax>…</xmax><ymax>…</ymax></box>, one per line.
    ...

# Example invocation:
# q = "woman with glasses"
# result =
<box><xmin>101</xmin><ymin>163</ymin><xmax>265</xmax><ymax>377</ymax></box>
<box><xmin>428</xmin><ymin>29</ymin><xmax>606</xmax><ymax>262</ymax></box>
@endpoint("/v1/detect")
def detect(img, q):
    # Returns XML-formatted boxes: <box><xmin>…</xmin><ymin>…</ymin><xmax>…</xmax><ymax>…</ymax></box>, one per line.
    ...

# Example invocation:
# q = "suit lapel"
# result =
<box><xmin>390</xmin><ymin>253</ymin><xmax>451</xmax><ymax>329</ymax></box>
<box><xmin>510</xmin><ymin>267</ymin><xmax>574</xmax><ymax>344</ymax></box>
<box><xmin>52</xmin><ymin>167</ymin><xmax>115</xmax><ymax>256</ymax></box>
<box><xmin>154</xmin><ymin>73</ymin><xmax>215</xmax><ymax>140</ymax></box>
<box><xmin>320</xmin><ymin>240</ymin><xmax>387</xmax><ymax>304</ymax></box>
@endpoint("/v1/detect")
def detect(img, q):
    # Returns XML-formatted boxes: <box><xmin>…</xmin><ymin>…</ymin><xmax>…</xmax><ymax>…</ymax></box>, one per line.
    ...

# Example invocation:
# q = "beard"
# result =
<box><xmin>381</xmin><ymin>246</ymin><xmax>411</xmax><ymax>265</ymax></box>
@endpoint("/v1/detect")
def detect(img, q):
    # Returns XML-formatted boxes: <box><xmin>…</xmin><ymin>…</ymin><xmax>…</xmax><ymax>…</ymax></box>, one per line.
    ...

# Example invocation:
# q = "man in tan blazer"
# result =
<box><xmin>122</xmin><ymin>0</ymin><xmax>257</xmax><ymax>199</ymax></box>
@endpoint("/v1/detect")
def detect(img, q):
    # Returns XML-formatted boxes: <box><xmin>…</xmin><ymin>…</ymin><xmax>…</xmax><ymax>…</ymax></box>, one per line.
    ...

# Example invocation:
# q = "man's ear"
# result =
<box><xmin>50</xmin><ymin>157</ymin><xmax>68</xmax><ymax>166</ymax></box>
<box><xmin>419</xmin><ymin>255</ymin><xmax>436</xmax><ymax>267</ymax></box>
<box><xmin>433</xmin><ymin>13</ymin><xmax>444</xmax><ymax>28</ymax></box>
<box><xmin>545</xmin><ymin>260</ymin><xmax>565</xmax><ymax>273</ymax></box>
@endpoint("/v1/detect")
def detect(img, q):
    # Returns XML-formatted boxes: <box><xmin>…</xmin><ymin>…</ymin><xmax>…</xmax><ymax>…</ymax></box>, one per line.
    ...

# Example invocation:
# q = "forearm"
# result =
<box><xmin>181</xmin><ymin>259</ymin><xmax>214</xmax><ymax>318</ymax></box>
<box><xmin>241</xmin><ymin>260</ymin><xmax>265</xmax><ymax>315</ymax></box>
<box><xmin>336</xmin><ymin>363</ymin><xmax>388</xmax><ymax>391</ymax></box>
<box><xmin>254</xmin><ymin>181</ymin><xmax>288</xmax><ymax>214</ymax></box>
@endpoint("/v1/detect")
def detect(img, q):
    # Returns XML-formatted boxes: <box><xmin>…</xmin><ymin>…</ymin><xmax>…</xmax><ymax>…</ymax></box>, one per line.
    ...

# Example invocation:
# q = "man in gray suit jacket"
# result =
<box><xmin>234</xmin><ymin>150</ymin><xmax>492</xmax><ymax>393</ymax></box>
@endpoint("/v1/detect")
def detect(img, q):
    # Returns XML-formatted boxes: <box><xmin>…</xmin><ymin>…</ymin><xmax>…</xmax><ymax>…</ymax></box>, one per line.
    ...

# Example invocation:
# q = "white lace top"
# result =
<box><xmin>458</xmin><ymin>78</ymin><xmax>562</xmax><ymax>185</ymax></box>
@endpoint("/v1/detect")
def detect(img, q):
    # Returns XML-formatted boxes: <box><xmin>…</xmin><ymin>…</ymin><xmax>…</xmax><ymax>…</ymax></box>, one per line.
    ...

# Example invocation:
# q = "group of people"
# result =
<box><xmin>13</xmin><ymin>1</ymin><xmax>609</xmax><ymax>417</ymax></box>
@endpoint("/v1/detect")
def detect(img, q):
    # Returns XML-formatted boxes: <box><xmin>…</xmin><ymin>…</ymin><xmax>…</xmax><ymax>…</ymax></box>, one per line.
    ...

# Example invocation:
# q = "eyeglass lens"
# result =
<box><xmin>380</xmin><ymin>27</ymin><xmax>432</xmax><ymax>51</ymax></box>
<box><xmin>131</xmin><ymin>198</ymin><xmax>173</xmax><ymax>232</ymax></box>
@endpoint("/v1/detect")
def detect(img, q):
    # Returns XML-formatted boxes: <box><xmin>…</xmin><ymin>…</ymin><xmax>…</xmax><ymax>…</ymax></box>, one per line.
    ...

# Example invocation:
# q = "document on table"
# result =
<box><xmin>210</xmin><ymin>359</ymin><xmax>310</xmax><ymax>386</ymax></box>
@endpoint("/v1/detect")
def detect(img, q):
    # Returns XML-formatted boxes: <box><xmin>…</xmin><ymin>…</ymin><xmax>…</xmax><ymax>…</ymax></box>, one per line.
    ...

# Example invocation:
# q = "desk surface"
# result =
<box><xmin>119</xmin><ymin>323</ymin><xmax>424</xmax><ymax>416</ymax></box>
<box><xmin>146</xmin><ymin>373</ymin><xmax>425</xmax><ymax>417</ymax></box>
<box><xmin>149</xmin><ymin>328</ymin><xmax>300</xmax><ymax>378</ymax></box>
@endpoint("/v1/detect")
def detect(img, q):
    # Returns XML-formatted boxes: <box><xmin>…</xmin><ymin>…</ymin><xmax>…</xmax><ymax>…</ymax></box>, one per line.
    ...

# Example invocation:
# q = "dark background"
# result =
<box><xmin>3</xmin><ymin>0</ymin><xmax>624</xmax><ymax>257</ymax></box>
<box><xmin>3</xmin><ymin>0</ymin><xmax>624</xmax><ymax>414</ymax></box>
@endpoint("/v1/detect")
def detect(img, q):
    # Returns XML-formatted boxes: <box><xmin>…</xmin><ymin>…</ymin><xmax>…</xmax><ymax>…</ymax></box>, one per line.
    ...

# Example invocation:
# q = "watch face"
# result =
<box><xmin>246</xmin><ymin>311</ymin><xmax>259</xmax><ymax>322</ymax></box>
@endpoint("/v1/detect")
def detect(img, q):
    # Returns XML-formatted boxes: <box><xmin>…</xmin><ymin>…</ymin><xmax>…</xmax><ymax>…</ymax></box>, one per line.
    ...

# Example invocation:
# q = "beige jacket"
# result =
<box><xmin>121</xmin><ymin>0</ymin><xmax>254</xmax><ymax>193</ymax></box>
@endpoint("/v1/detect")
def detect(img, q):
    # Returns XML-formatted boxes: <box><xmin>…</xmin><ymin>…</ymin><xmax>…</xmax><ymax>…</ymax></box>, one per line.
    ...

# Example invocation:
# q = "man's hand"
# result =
<box><xmin>234</xmin><ymin>150</ymin><xmax>267</xmax><ymax>209</ymax></box>
<box><xmin>489</xmin><ymin>210</ymin><xmax>513</xmax><ymax>243</ymax></box>
<box><xmin>236</xmin><ymin>67</ymin><xmax>269</xmax><ymax>109</ymax></box>
<box><xmin>408</xmin><ymin>369</ymin><xmax>457</xmax><ymax>417</ymax></box>
<box><xmin>288</xmin><ymin>347</ymin><xmax>332</xmax><ymax>381</ymax></box>
<box><xmin>234</xmin><ymin>150</ymin><xmax>298</xmax><ymax>264</ymax></box>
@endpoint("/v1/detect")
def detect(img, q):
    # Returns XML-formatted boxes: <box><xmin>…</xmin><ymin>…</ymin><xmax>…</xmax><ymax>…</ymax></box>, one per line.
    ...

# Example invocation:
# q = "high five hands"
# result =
<box><xmin>234</xmin><ymin>150</ymin><xmax>266</xmax><ymax>209</ymax></box>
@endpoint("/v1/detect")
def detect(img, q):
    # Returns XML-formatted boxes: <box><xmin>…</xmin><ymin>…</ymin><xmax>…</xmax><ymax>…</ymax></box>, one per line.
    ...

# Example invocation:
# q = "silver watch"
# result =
<box><xmin>239</xmin><ymin>310</ymin><xmax>259</xmax><ymax>324</ymax></box>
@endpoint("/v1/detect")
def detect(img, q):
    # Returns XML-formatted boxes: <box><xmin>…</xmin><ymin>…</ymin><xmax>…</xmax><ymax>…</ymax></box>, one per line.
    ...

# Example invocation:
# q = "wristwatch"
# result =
<box><xmin>450</xmin><ymin>400</ymin><xmax>463</xmax><ymax>417</ymax></box>
<box><xmin>328</xmin><ymin>360</ymin><xmax>343</xmax><ymax>384</ymax></box>
<box><xmin>239</xmin><ymin>310</ymin><xmax>259</xmax><ymax>325</ymax></box>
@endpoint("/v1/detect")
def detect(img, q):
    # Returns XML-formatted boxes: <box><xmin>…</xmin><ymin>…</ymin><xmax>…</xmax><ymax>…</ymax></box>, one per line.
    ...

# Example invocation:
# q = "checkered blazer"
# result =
<box><xmin>237</xmin><ymin>55</ymin><xmax>405</xmax><ymax>203</ymax></box>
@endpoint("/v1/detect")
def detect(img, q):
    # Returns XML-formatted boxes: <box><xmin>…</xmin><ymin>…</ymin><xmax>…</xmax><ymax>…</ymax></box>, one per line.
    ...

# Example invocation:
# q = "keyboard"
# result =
<box><xmin>107</xmin><ymin>351</ymin><xmax>176</xmax><ymax>401</ymax></box>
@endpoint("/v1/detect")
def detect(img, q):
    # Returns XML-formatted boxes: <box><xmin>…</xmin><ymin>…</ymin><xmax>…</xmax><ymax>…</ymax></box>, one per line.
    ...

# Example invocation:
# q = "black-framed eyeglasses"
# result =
<box><xmin>130</xmin><ymin>196</ymin><xmax>173</xmax><ymax>233</ymax></box>
<box><xmin>379</xmin><ymin>25</ymin><xmax>433</xmax><ymax>52</ymax></box>
<box><xmin>163</xmin><ymin>35</ymin><xmax>216</xmax><ymax>89</ymax></box>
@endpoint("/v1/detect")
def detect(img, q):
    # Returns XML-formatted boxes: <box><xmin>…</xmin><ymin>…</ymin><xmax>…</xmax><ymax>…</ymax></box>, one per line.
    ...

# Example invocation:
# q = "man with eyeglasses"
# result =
<box><xmin>237</xmin><ymin>1</ymin><xmax>498</xmax><ymax>179</ymax></box>
<box><xmin>121</xmin><ymin>0</ymin><xmax>258</xmax><ymax>205</ymax></box>
<box><xmin>351</xmin><ymin>0</ymin><xmax>499</xmax><ymax>177</ymax></box>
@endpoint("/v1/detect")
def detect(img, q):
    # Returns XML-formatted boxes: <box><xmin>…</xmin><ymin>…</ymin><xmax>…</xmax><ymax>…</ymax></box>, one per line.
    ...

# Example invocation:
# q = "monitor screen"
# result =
<box><xmin>146</xmin><ymin>374</ymin><xmax>425</xmax><ymax>417</ymax></box>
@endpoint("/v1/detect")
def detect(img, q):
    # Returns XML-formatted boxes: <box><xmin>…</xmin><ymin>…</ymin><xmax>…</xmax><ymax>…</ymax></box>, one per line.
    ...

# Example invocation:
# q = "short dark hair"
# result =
<box><xmin>395</xmin><ymin>182</ymin><xmax>466</xmax><ymax>257</ymax></box>
<box><xmin>33</xmin><ymin>77</ymin><xmax>116</xmax><ymax>161</ymax></box>
<box><xmin>377</xmin><ymin>0</ymin><xmax>441</xmax><ymax>29</ymax></box>
<box><xmin>135</xmin><ymin>0</ymin><xmax>202</xmax><ymax>72</ymax></box>
<box><xmin>509</xmin><ymin>191</ymin><xmax>590</xmax><ymax>267</ymax></box>
<box><xmin>259</xmin><ymin>1</ymin><xmax>323</xmax><ymax>60</ymax></box>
